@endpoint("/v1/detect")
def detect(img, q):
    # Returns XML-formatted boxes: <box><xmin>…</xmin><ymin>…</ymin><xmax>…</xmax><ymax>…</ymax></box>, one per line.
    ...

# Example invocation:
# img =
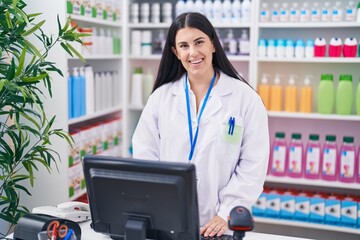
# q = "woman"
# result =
<box><xmin>132</xmin><ymin>12</ymin><xmax>269</xmax><ymax>238</ymax></box>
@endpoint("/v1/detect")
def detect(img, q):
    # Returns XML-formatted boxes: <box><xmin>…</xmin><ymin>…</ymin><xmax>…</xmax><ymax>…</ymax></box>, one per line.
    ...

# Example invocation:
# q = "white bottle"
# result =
<box><xmin>213</xmin><ymin>0</ymin><xmax>223</xmax><ymax>22</ymax></box>
<box><xmin>285</xmin><ymin>39</ymin><xmax>295</xmax><ymax>58</ymax></box>
<box><xmin>295</xmin><ymin>39</ymin><xmax>305</xmax><ymax>58</ymax></box>
<box><xmin>310</xmin><ymin>2</ymin><xmax>321</xmax><ymax>22</ymax></box>
<box><xmin>241</xmin><ymin>0</ymin><xmax>252</xmax><ymax>23</ymax></box>
<box><xmin>151</xmin><ymin>3</ymin><xmax>161</xmax><ymax>23</ymax></box>
<box><xmin>332</xmin><ymin>1</ymin><xmax>343</xmax><ymax>22</ymax></box>
<box><xmin>106</xmin><ymin>29</ymin><xmax>113</xmax><ymax>55</ymax></box>
<box><xmin>232</xmin><ymin>0</ymin><xmax>242</xmax><ymax>23</ymax></box>
<box><xmin>305</xmin><ymin>39</ymin><xmax>314</xmax><ymax>58</ymax></box>
<box><xmin>267</xmin><ymin>39</ymin><xmax>276</xmax><ymax>58</ymax></box>
<box><xmin>290</xmin><ymin>2</ymin><xmax>300</xmax><ymax>22</ymax></box>
<box><xmin>131</xmin><ymin>67</ymin><xmax>144</xmax><ymax>108</ymax></box>
<box><xmin>271</xmin><ymin>2</ymin><xmax>280</xmax><ymax>22</ymax></box>
<box><xmin>175</xmin><ymin>0</ymin><xmax>186</xmax><ymax>17</ymax></box>
<box><xmin>204</xmin><ymin>0</ymin><xmax>213</xmax><ymax>21</ymax></box>
<box><xmin>185</xmin><ymin>0</ymin><xmax>195</xmax><ymax>13</ymax></box>
<box><xmin>162</xmin><ymin>3</ymin><xmax>173</xmax><ymax>23</ymax></box>
<box><xmin>130</xmin><ymin>3</ymin><xmax>139</xmax><ymax>23</ymax></box>
<box><xmin>140</xmin><ymin>2</ymin><xmax>150</xmax><ymax>23</ymax></box>
<box><xmin>94</xmin><ymin>72</ymin><xmax>102</xmax><ymax>112</ymax></box>
<box><xmin>258</xmin><ymin>38</ymin><xmax>267</xmax><ymax>57</ymax></box>
<box><xmin>275</xmin><ymin>39</ymin><xmax>285</xmax><ymax>58</ymax></box>
<box><xmin>259</xmin><ymin>2</ymin><xmax>270</xmax><ymax>22</ymax></box>
<box><xmin>345</xmin><ymin>1</ymin><xmax>356</xmax><ymax>21</ymax></box>
<box><xmin>143</xmin><ymin>70</ymin><xmax>154</xmax><ymax>105</ymax></box>
<box><xmin>280</xmin><ymin>2</ymin><xmax>289</xmax><ymax>22</ymax></box>
<box><xmin>357</xmin><ymin>2</ymin><xmax>360</xmax><ymax>22</ymax></box>
<box><xmin>239</xmin><ymin>29</ymin><xmax>250</xmax><ymax>55</ymax></box>
<box><xmin>321</xmin><ymin>1</ymin><xmax>332</xmax><ymax>22</ymax></box>
<box><xmin>222</xmin><ymin>0</ymin><xmax>232</xmax><ymax>23</ymax></box>
<box><xmin>194</xmin><ymin>0</ymin><xmax>204</xmax><ymax>15</ymax></box>
<box><xmin>300</xmin><ymin>2</ymin><xmax>310</xmax><ymax>22</ymax></box>
<box><xmin>85</xmin><ymin>66</ymin><xmax>95</xmax><ymax>115</ymax></box>
<box><xmin>224</xmin><ymin>29</ymin><xmax>237</xmax><ymax>55</ymax></box>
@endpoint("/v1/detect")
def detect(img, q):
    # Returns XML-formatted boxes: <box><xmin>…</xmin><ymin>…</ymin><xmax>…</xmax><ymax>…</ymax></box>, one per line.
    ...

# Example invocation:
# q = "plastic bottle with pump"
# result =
<box><xmin>270</xmin><ymin>132</ymin><xmax>287</xmax><ymax>176</ymax></box>
<box><xmin>258</xmin><ymin>74</ymin><xmax>270</xmax><ymax>110</ymax></box>
<box><xmin>338</xmin><ymin>136</ymin><xmax>356</xmax><ymax>182</ymax></box>
<box><xmin>299</xmin><ymin>75</ymin><xmax>313</xmax><ymax>113</ymax></box>
<box><xmin>241</xmin><ymin>0</ymin><xmax>252</xmax><ymax>23</ymax></box>
<box><xmin>284</xmin><ymin>75</ymin><xmax>298</xmax><ymax>112</ymax></box>
<box><xmin>269</xmin><ymin>74</ymin><xmax>283</xmax><ymax>111</ymax></box>
<box><xmin>321</xmin><ymin>135</ymin><xmax>338</xmax><ymax>181</ymax></box>
<box><xmin>336</xmin><ymin>74</ymin><xmax>353</xmax><ymax>115</ymax></box>
<box><xmin>304</xmin><ymin>134</ymin><xmax>321</xmax><ymax>179</ymax></box>
<box><xmin>239</xmin><ymin>29</ymin><xmax>250</xmax><ymax>55</ymax></box>
<box><xmin>317</xmin><ymin>74</ymin><xmax>335</xmax><ymax>114</ymax></box>
<box><xmin>287</xmin><ymin>133</ymin><xmax>304</xmax><ymax>178</ymax></box>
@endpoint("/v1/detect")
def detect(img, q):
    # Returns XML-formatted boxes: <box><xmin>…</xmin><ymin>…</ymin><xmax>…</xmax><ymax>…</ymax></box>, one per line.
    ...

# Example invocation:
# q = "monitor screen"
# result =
<box><xmin>83</xmin><ymin>155</ymin><xmax>200</xmax><ymax>240</ymax></box>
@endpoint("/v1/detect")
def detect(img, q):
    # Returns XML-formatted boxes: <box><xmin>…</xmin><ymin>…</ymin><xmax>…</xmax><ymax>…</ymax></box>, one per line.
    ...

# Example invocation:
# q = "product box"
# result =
<box><xmin>252</xmin><ymin>191</ymin><xmax>267</xmax><ymax>216</ymax></box>
<box><xmin>265</xmin><ymin>189</ymin><xmax>281</xmax><ymax>218</ymax></box>
<box><xmin>280</xmin><ymin>190</ymin><xmax>296</xmax><ymax>219</ymax></box>
<box><xmin>68</xmin><ymin>162</ymin><xmax>85</xmax><ymax>198</ymax></box>
<box><xmin>295</xmin><ymin>192</ymin><xmax>310</xmax><ymax>221</ymax></box>
<box><xmin>341</xmin><ymin>195</ymin><xmax>358</xmax><ymax>228</ymax></box>
<box><xmin>309</xmin><ymin>193</ymin><xmax>325</xmax><ymax>223</ymax></box>
<box><xmin>68</xmin><ymin>130</ymin><xmax>81</xmax><ymax>167</ymax></box>
<box><xmin>325</xmin><ymin>195</ymin><xmax>341</xmax><ymax>225</ymax></box>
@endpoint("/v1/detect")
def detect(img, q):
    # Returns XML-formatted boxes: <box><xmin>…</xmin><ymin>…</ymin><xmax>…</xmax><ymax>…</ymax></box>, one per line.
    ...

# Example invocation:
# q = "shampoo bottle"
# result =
<box><xmin>304</xmin><ymin>134</ymin><xmax>321</xmax><ymax>179</ymax></box>
<box><xmin>317</xmin><ymin>74</ymin><xmax>335</xmax><ymax>114</ymax></box>
<box><xmin>338</xmin><ymin>136</ymin><xmax>356</xmax><ymax>182</ymax></box>
<box><xmin>299</xmin><ymin>75</ymin><xmax>313</xmax><ymax>113</ymax></box>
<box><xmin>270</xmin><ymin>132</ymin><xmax>287</xmax><ymax>176</ymax></box>
<box><xmin>258</xmin><ymin>74</ymin><xmax>271</xmax><ymax>110</ymax></box>
<box><xmin>130</xmin><ymin>67</ymin><xmax>144</xmax><ymax>108</ymax></box>
<box><xmin>321</xmin><ymin>135</ymin><xmax>338</xmax><ymax>181</ymax></box>
<box><xmin>284</xmin><ymin>75</ymin><xmax>298</xmax><ymax>112</ymax></box>
<box><xmin>269</xmin><ymin>74</ymin><xmax>283</xmax><ymax>111</ymax></box>
<box><xmin>287</xmin><ymin>133</ymin><xmax>304</xmax><ymax>178</ymax></box>
<box><xmin>335</xmin><ymin>74</ymin><xmax>353</xmax><ymax>115</ymax></box>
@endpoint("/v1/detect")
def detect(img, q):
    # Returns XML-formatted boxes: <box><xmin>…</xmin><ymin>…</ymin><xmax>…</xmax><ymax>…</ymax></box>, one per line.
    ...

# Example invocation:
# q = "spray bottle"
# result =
<box><xmin>258</xmin><ymin>74</ymin><xmax>271</xmax><ymax>110</ymax></box>
<box><xmin>270</xmin><ymin>74</ymin><xmax>283</xmax><ymax>111</ymax></box>
<box><xmin>299</xmin><ymin>75</ymin><xmax>313</xmax><ymax>113</ymax></box>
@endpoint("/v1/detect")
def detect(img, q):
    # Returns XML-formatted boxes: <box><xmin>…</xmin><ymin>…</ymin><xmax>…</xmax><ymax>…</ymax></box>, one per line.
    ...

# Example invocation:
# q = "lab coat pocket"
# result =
<box><xmin>216</xmin><ymin>116</ymin><xmax>243</xmax><ymax>158</ymax></box>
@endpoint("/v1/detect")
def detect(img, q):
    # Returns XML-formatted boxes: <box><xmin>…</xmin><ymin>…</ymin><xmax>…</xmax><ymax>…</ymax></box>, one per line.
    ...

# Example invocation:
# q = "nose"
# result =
<box><xmin>189</xmin><ymin>45</ymin><xmax>198</xmax><ymax>57</ymax></box>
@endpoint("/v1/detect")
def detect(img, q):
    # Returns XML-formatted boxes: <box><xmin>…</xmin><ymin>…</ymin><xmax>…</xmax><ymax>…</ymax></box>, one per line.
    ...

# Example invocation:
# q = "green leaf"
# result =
<box><xmin>15</xmin><ymin>46</ymin><xmax>26</xmax><ymax>76</ymax></box>
<box><xmin>65</xmin><ymin>43</ymin><xmax>86</xmax><ymax>63</ymax></box>
<box><xmin>0</xmin><ymin>79</ymin><xmax>6</xmax><ymax>92</ymax></box>
<box><xmin>60</xmin><ymin>42</ymin><xmax>73</xmax><ymax>57</ymax></box>
<box><xmin>24</xmin><ymin>39</ymin><xmax>43</xmax><ymax>60</ymax></box>
<box><xmin>21</xmin><ymin>73</ymin><xmax>48</xmax><ymax>82</ymax></box>
<box><xmin>6</xmin><ymin>58</ymin><xmax>16</xmax><ymax>80</ymax></box>
<box><xmin>5</xmin><ymin>11</ymin><xmax>13</xmax><ymax>29</ymax></box>
<box><xmin>23</xmin><ymin>20</ymin><xmax>45</xmax><ymax>37</ymax></box>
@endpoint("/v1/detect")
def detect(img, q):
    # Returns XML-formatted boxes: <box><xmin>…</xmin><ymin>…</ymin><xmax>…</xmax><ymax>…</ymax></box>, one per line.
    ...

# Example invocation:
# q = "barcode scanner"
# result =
<box><xmin>228</xmin><ymin>206</ymin><xmax>254</xmax><ymax>240</ymax></box>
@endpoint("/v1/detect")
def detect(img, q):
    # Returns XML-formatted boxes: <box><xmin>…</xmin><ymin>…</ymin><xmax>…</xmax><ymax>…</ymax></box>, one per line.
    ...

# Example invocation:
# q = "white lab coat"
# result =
<box><xmin>132</xmin><ymin>71</ymin><xmax>269</xmax><ymax>227</ymax></box>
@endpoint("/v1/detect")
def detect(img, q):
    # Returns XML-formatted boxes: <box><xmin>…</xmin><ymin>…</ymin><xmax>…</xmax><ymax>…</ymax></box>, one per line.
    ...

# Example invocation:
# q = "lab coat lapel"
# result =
<box><xmin>170</xmin><ymin>77</ymin><xmax>192</xmax><ymax>121</ymax></box>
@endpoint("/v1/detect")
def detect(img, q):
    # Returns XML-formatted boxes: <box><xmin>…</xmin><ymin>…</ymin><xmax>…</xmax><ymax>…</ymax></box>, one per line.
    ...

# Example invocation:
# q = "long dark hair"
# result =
<box><xmin>153</xmin><ymin>12</ymin><xmax>248</xmax><ymax>92</ymax></box>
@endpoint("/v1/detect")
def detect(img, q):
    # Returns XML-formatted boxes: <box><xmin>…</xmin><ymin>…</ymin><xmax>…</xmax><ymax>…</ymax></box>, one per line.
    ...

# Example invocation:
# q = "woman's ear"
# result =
<box><xmin>172</xmin><ymin>46</ymin><xmax>180</xmax><ymax>59</ymax></box>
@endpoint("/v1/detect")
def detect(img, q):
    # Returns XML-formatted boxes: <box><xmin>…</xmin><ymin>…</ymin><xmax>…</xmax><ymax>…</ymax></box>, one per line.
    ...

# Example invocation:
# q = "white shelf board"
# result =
<box><xmin>129</xmin><ymin>22</ymin><xmax>171</xmax><ymax>29</ymax></box>
<box><xmin>268</xmin><ymin>111</ymin><xmax>360</xmax><ymax>121</ymax></box>
<box><xmin>69</xmin><ymin>14</ymin><xmax>122</xmax><ymax>27</ymax></box>
<box><xmin>68</xmin><ymin>106</ymin><xmax>122</xmax><ymax>125</ymax></box>
<box><xmin>254</xmin><ymin>217</ymin><xmax>360</xmax><ymax>235</ymax></box>
<box><xmin>212</xmin><ymin>22</ymin><xmax>252</xmax><ymax>28</ymax></box>
<box><xmin>257</xmin><ymin>57</ymin><xmax>360</xmax><ymax>64</ymax></box>
<box><xmin>266</xmin><ymin>176</ymin><xmax>360</xmax><ymax>190</ymax></box>
<box><xmin>68</xmin><ymin>55</ymin><xmax>122</xmax><ymax>60</ymax></box>
<box><xmin>228</xmin><ymin>55</ymin><xmax>251</xmax><ymax>61</ymax></box>
<box><xmin>258</xmin><ymin>22</ymin><xmax>360</xmax><ymax>28</ymax></box>
<box><xmin>129</xmin><ymin>55</ymin><xmax>162</xmax><ymax>60</ymax></box>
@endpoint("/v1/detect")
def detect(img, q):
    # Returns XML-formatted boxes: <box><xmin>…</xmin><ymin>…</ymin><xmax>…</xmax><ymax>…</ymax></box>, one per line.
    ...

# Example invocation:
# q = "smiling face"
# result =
<box><xmin>172</xmin><ymin>27</ymin><xmax>215</xmax><ymax>83</ymax></box>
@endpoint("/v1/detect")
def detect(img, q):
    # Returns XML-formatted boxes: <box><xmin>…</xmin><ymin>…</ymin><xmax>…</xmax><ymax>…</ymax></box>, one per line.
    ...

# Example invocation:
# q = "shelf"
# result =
<box><xmin>228</xmin><ymin>55</ymin><xmax>251</xmax><ymax>61</ymax></box>
<box><xmin>254</xmin><ymin>217</ymin><xmax>360</xmax><ymax>235</ymax></box>
<box><xmin>212</xmin><ymin>22</ymin><xmax>252</xmax><ymax>28</ymax></box>
<box><xmin>268</xmin><ymin>111</ymin><xmax>360</xmax><ymax>121</ymax></box>
<box><xmin>128</xmin><ymin>22</ymin><xmax>251</xmax><ymax>29</ymax></box>
<box><xmin>68</xmin><ymin>55</ymin><xmax>122</xmax><ymax>60</ymax></box>
<box><xmin>129</xmin><ymin>55</ymin><xmax>250</xmax><ymax>61</ymax></box>
<box><xmin>266</xmin><ymin>176</ymin><xmax>360</xmax><ymax>190</ymax></box>
<box><xmin>68</xmin><ymin>106</ymin><xmax>122</xmax><ymax>125</ymax></box>
<box><xmin>258</xmin><ymin>22</ymin><xmax>360</xmax><ymax>29</ymax></box>
<box><xmin>69</xmin><ymin>14</ymin><xmax>122</xmax><ymax>27</ymax></box>
<box><xmin>257</xmin><ymin>57</ymin><xmax>360</xmax><ymax>64</ymax></box>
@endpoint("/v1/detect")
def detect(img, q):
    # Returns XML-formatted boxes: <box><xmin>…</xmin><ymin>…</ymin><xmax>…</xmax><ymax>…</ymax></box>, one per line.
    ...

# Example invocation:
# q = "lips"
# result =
<box><xmin>189</xmin><ymin>59</ymin><xmax>203</xmax><ymax>65</ymax></box>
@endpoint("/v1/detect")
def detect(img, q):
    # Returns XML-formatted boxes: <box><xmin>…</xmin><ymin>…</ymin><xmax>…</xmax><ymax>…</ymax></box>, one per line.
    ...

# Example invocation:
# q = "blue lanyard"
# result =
<box><xmin>185</xmin><ymin>71</ymin><xmax>216</xmax><ymax>162</ymax></box>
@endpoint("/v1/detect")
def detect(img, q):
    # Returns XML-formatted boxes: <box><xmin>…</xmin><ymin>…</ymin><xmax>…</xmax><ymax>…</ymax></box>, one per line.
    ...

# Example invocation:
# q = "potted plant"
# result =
<box><xmin>0</xmin><ymin>0</ymin><xmax>86</xmax><ymax>237</ymax></box>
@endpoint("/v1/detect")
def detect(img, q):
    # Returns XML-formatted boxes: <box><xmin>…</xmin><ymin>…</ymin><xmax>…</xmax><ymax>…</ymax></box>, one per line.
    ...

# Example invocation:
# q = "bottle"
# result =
<box><xmin>357</xmin><ymin>146</ymin><xmax>360</xmax><ymax>182</ymax></box>
<box><xmin>150</xmin><ymin>3</ymin><xmax>160</xmax><ymax>23</ymax></box>
<box><xmin>305</xmin><ymin>39</ymin><xmax>314</xmax><ymax>58</ymax></box>
<box><xmin>310</xmin><ymin>2</ymin><xmax>321</xmax><ymax>22</ymax></box>
<box><xmin>270</xmin><ymin>132</ymin><xmax>287</xmax><ymax>176</ymax></box>
<box><xmin>290</xmin><ymin>2</ymin><xmax>300</xmax><ymax>22</ymax></box>
<box><xmin>284</xmin><ymin>75</ymin><xmax>298</xmax><ymax>112</ymax></box>
<box><xmin>162</xmin><ymin>3</ymin><xmax>173</xmax><ymax>23</ymax></box>
<box><xmin>153</xmin><ymin>30</ymin><xmax>166</xmax><ymax>54</ymax></box>
<box><xmin>266</xmin><ymin>39</ymin><xmax>276</xmax><ymax>58</ymax></box>
<box><xmin>257</xmin><ymin>74</ymin><xmax>270</xmax><ymax>110</ymax></box>
<box><xmin>285</xmin><ymin>39</ymin><xmax>294</xmax><ymax>58</ymax></box>
<box><xmin>259</xmin><ymin>2</ymin><xmax>270</xmax><ymax>22</ymax></box>
<box><xmin>143</xmin><ymin>69</ymin><xmax>154</xmax><ymax>105</ymax></box>
<box><xmin>304</xmin><ymin>134</ymin><xmax>321</xmax><ymax>179</ymax></box>
<box><xmin>130</xmin><ymin>67</ymin><xmax>144</xmax><ymax>107</ymax></box>
<box><xmin>314</xmin><ymin>37</ymin><xmax>327</xmax><ymax>57</ymax></box>
<box><xmin>130</xmin><ymin>3</ymin><xmax>139</xmax><ymax>23</ymax></box>
<box><xmin>67</xmin><ymin>70</ymin><xmax>73</xmax><ymax>119</ymax></box>
<box><xmin>343</xmin><ymin>37</ymin><xmax>358</xmax><ymax>57</ymax></box>
<box><xmin>222</xmin><ymin>0</ymin><xmax>232</xmax><ymax>23</ymax></box>
<box><xmin>345</xmin><ymin>1</ymin><xmax>356</xmax><ymax>21</ymax></box>
<box><xmin>258</xmin><ymin>39</ymin><xmax>267</xmax><ymax>57</ymax></box>
<box><xmin>357</xmin><ymin>2</ymin><xmax>360</xmax><ymax>22</ymax></box>
<box><xmin>280</xmin><ymin>2</ymin><xmax>289</xmax><ymax>22</ymax></box>
<box><xmin>241</xmin><ymin>0</ymin><xmax>252</xmax><ymax>23</ymax></box>
<box><xmin>140</xmin><ymin>2</ymin><xmax>150</xmax><ymax>23</ymax></box>
<box><xmin>269</xmin><ymin>74</ymin><xmax>283</xmax><ymax>111</ymax></box>
<box><xmin>232</xmin><ymin>0</ymin><xmax>242</xmax><ymax>23</ymax></box>
<box><xmin>72</xmin><ymin>67</ymin><xmax>81</xmax><ymax>118</ymax></box>
<box><xmin>299</xmin><ymin>75</ymin><xmax>313</xmax><ymax>113</ymax></box>
<box><xmin>287</xmin><ymin>133</ymin><xmax>304</xmax><ymax>178</ymax></box>
<box><xmin>213</xmin><ymin>0</ymin><xmax>223</xmax><ymax>23</ymax></box>
<box><xmin>224</xmin><ymin>29</ymin><xmax>237</xmax><ymax>55</ymax></box>
<box><xmin>321</xmin><ymin>1</ymin><xmax>332</xmax><ymax>22</ymax></box>
<box><xmin>356</xmin><ymin>77</ymin><xmax>360</xmax><ymax>115</ymax></box>
<box><xmin>185</xmin><ymin>0</ymin><xmax>194</xmax><ymax>13</ymax></box>
<box><xmin>294</xmin><ymin>39</ymin><xmax>305</xmax><ymax>58</ymax></box>
<box><xmin>321</xmin><ymin>135</ymin><xmax>338</xmax><ymax>181</ymax></box>
<box><xmin>271</xmin><ymin>2</ymin><xmax>280</xmax><ymax>22</ymax></box>
<box><xmin>329</xmin><ymin>37</ymin><xmax>342</xmax><ymax>57</ymax></box>
<box><xmin>275</xmin><ymin>39</ymin><xmax>285</xmax><ymax>58</ymax></box>
<box><xmin>194</xmin><ymin>0</ymin><xmax>204</xmax><ymax>15</ymax></box>
<box><xmin>332</xmin><ymin>1</ymin><xmax>343</xmax><ymax>22</ymax></box>
<box><xmin>175</xmin><ymin>0</ymin><xmax>185</xmax><ymax>17</ymax></box>
<box><xmin>204</xmin><ymin>0</ymin><xmax>213</xmax><ymax>21</ymax></box>
<box><xmin>317</xmin><ymin>74</ymin><xmax>335</xmax><ymax>114</ymax></box>
<box><xmin>300</xmin><ymin>2</ymin><xmax>310</xmax><ymax>22</ymax></box>
<box><xmin>338</xmin><ymin>136</ymin><xmax>356</xmax><ymax>182</ymax></box>
<box><xmin>238</xmin><ymin>29</ymin><xmax>250</xmax><ymax>55</ymax></box>
<box><xmin>84</xmin><ymin>65</ymin><xmax>95</xmax><ymax>115</ymax></box>
<box><xmin>335</xmin><ymin>74</ymin><xmax>353</xmax><ymax>115</ymax></box>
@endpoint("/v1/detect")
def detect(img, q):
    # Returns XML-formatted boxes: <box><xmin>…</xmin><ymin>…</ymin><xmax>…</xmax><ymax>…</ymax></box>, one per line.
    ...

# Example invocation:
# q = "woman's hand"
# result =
<box><xmin>200</xmin><ymin>215</ymin><xmax>228</xmax><ymax>237</ymax></box>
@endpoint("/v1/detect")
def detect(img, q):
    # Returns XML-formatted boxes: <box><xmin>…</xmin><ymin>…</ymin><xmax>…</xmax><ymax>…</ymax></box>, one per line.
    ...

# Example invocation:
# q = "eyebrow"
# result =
<box><xmin>177</xmin><ymin>37</ymin><xmax>206</xmax><ymax>46</ymax></box>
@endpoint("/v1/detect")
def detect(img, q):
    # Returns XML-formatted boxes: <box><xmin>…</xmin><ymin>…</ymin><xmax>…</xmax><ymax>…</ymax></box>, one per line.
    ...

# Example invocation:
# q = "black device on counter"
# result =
<box><xmin>228</xmin><ymin>206</ymin><xmax>254</xmax><ymax>240</ymax></box>
<box><xmin>13</xmin><ymin>213</ymin><xmax>81</xmax><ymax>240</ymax></box>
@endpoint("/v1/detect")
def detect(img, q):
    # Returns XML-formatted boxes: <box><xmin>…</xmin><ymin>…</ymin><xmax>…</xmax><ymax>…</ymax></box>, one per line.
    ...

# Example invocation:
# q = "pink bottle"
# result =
<box><xmin>357</xmin><ymin>146</ymin><xmax>360</xmax><ymax>183</ymax></box>
<box><xmin>270</xmin><ymin>132</ymin><xmax>287</xmax><ymax>176</ymax></box>
<box><xmin>287</xmin><ymin>133</ymin><xmax>304</xmax><ymax>178</ymax></box>
<box><xmin>304</xmin><ymin>134</ymin><xmax>321</xmax><ymax>179</ymax></box>
<box><xmin>343</xmin><ymin>37</ymin><xmax>358</xmax><ymax>57</ymax></box>
<box><xmin>314</xmin><ymin>37</ymin><xmax>327</xmax><ymax>57</ymax></box>
<box><xmin>338</xmin><ymin>136</ymin><xmax>356</xmax><ymax>183</ymax></box>
<box><xmin>328</xmin><ymin>37</ymin><xmax>342</xmax><ymax>57</ymax></box>
<box><xmin>321</xmin><ymin>135</ymin><xmax>338</xmax><ymax>181</ymax></box>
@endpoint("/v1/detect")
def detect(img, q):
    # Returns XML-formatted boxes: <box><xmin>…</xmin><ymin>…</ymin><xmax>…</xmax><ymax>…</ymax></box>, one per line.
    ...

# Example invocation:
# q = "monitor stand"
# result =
<box><xmin>124</xmin><ymin>214</ymin><xmax>152</xmax><ymax>240</ymax></box>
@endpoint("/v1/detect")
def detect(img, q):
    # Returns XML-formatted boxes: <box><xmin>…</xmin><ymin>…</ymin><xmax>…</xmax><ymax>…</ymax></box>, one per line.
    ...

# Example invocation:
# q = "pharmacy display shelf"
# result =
<box><xmin>69</xmin><ymin>14</ymin><xmax>122</xmax><ymax>28</ymax></box>
<box><xmin>266</xmin><ymin>175</ymin><xmax>360</xmax><ymax>190</ymax></box>
<box><xmin>68</xmin><ymin>55</ymin><xmax>122</xmax><ymax>60</ymax></box>
<box><xmin>258</xmin><ymin>22</ymin><xmax>360</xmax><ymax>29</ymax></box>
<box><xmin>68</xmin><ymin>106</ymin><xmax>123</xmax><ymax>125</ymax></box>
<box><xmin>268</xmin><ymin>111</ymin><xmax>360</xmax><ymax>122</ymax></box>
<box><xmin>254</xmin><ymin>217</ymin><xmax>360</xmax><ymax>235</ymax></box>
<box><xmin>128</xmin><ymin>22</ymin><xmax>251</xmax><ymax>29</ymax></box>
<box><xmin>257</xmin><ymin>57</ymin><xmax>360</xmax><ymax>64</ymax></box>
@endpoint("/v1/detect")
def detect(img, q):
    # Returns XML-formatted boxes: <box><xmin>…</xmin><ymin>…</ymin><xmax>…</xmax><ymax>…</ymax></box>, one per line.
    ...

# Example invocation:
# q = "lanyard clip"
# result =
<box><xmin>228</xmin><ymin>117</ymin><xmax>235</xmax><ymax>135</ymax></box>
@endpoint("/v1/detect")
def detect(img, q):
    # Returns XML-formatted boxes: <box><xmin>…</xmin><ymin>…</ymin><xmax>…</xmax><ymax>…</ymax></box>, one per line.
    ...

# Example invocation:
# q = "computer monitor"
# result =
<box><xmin>83</xmin><ymin>155</ymin><xmax>200</xmax><ymax>240</ymax></box>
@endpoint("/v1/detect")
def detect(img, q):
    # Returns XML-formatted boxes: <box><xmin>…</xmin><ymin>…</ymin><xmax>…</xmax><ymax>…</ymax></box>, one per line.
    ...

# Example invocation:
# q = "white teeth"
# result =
<box><xmin>191</xmin><ymin>59</ymin><xmax>202</xmax><ymax>64</ymax></box>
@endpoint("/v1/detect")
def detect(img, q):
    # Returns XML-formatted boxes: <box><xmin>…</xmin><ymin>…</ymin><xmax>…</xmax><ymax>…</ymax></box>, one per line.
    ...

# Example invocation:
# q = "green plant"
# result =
<box><xmin>0</xmin><ymin>0</ymin><xmax>86</xmax><ymax>236</ymax></box>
